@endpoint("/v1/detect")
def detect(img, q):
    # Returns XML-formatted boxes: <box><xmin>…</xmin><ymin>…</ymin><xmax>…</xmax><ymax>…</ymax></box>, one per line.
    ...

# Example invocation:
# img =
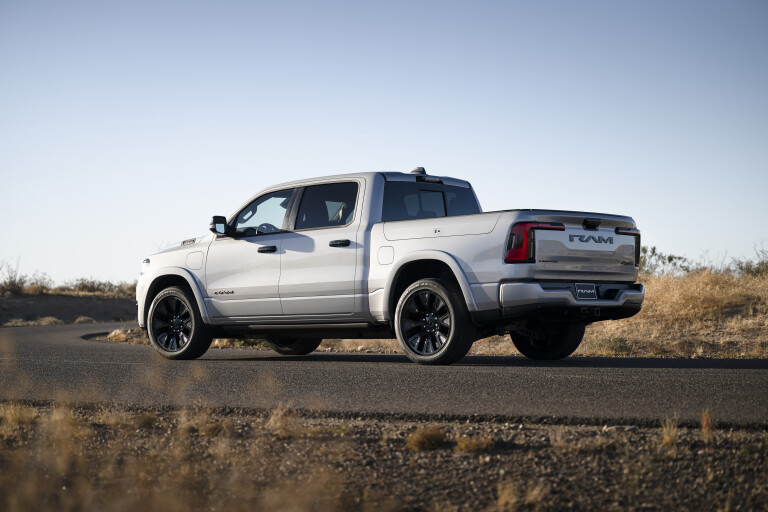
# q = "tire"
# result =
<box><xmin>147</xmin><ymin>286</ymin><xmax>213</xmax><ymax>360</ymax></box>
<box><xmin>394</xmin><ymin>278</ymin><xmax>475</xmax><ymax>365</ymax></box>
<box><xmin>266</xmin><ymin>338</ymin><xmax>323</xmax><ymax>356</ymax></box>
<box><xmin>510</xmin><ymin>322</ymin><xmax>586</xmax><ymax>360</ymax></box>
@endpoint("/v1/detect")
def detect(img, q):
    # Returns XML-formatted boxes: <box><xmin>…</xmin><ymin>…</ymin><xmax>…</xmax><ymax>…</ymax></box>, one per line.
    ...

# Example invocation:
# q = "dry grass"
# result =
<box><xmin>3</xmin><ymin>316</ymin><xmax>64</xmax><ymax>327</ymax></box>
<box><xmin>0</xmin><ymin>402</ymin><xmax>409</xmax><ymax>511</ymax></box>
<box><xmin>661</xmin><ymin>417</ymin><xmax>679</xmax><ymax>448</ymax></box>
<box><xmin>0</xmin><ymin>403</ymin><xmax>38</xmax><ymax>441</ymax></box>
<box><xmin>524</xmin><ymin>481</ymin><xmax>549</xmax><ymax>507</ymax></box>
<box><xmin>496</xmin><ymin>481</ymin><xmax>520</xmax><ymax>511</ymax></box>
<box><xmin>319</xmin><ymin>338</ymin><xmax>400</xmax><ymax>353</ymax></box>
<box><xmin>73</xmin><ymin>316</ymin><xmax>96</xmax><ymax>325</ymax></box>
<box><xmin>407</xmin><ymin>427</ymin><xmax>446</xmax><ymax>451</ymax></box>
<box><xmin>701</xmin><ymin>409</ymin><xmax>715</xmax><ymax>444</ymax></box>
<box><xmin>211</xmin><ymin>337</ymin><xmax>270</xmax><ymax>349</ymax></box>
<box><xmin>496</xmin><ymin>480</ymin><xmax>549</xmax><ymax>511</ymax></box>
<box><xmin>580</xmin><ymin>272</ymin><xmax>768</xmax><ymax>358</ymax></box>
<box><xmin>265</xmin><ymin>404</ymin><xmax>301</xmax><ymax>439</ymax></box>
<box><xmin>0</xmin><ymin>402</ymin><xmax>766</xmax><ymax>511</ymax></box>
<box><xmin>106</xmin><ymin>328</ymin><xmax>149</xmax><ymax>345</ymax></box>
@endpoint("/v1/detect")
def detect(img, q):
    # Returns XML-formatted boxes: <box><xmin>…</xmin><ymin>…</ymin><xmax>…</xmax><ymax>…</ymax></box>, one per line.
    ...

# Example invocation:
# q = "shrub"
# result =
<box><xmin>639</xmin><ymin>246</ymin><xmax>691</xmax><ymax>276</ymax></box>
<box><xmin>0</xmin><ymin>259</ymin><xmax>26</xmax><ymax>295</ymax></box>
<box><xmin>406</xmin><ymin>427</ymin><xmax>446</xmax><ymax>451</ymax></box>
<box><xmin>60</xmin><ymin>277</ymin><xmax>121</xmax><ymax>294</ymax></box>
<box><xmin>22</xmin><ymin>271</ymin><xmax>54</xmax><ymax>295</ymax></box>
<box><xmin>732</xmin><ymin>246</ymin><xmax>768</xmax><ymax>278</ymax></box>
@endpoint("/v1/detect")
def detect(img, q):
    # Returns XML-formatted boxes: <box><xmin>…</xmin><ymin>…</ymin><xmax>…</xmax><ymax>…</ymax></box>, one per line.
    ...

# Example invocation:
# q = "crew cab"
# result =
<box><xmin>137</xmin><ymin>168</ymin><xmax>644</xmax><ymax>364</ymax></box>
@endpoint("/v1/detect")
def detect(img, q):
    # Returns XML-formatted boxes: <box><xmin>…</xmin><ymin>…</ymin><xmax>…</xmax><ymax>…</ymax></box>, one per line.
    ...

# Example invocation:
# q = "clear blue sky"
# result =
<box><xmin>1</xmin><ymin>0</ymin><xmax>766</xmax><ymax>283</ymax></box>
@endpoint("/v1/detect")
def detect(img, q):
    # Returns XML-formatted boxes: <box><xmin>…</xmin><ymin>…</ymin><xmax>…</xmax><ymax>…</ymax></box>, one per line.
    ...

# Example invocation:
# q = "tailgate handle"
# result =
<box><xmin>583</xmin><ymin>218</ymin><xmax>602</xmax><ymax>230</ymax></box>
<box><xmin>329</xmin><ymin>239</ymin><xmax>351</xmax><ymax>247</ymax></box>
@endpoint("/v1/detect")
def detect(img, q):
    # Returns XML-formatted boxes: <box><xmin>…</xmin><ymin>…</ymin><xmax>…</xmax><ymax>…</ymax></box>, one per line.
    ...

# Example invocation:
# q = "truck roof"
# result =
<box><xmin>266</xmin><ymin>171</ymin><xmax>471</xmax><ymax>189</ymax></box>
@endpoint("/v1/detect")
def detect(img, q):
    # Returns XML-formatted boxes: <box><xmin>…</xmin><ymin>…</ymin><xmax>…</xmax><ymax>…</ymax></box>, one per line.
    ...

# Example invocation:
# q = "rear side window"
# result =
<box><xmin>295</xmin><ymin>182</ymin><xmax>359</xmax><ymax>230</ymax></box>
<box><xmin>381</xmin><ymin>182</ymin><xmax>480</xmax><ymax>222</ymax></box>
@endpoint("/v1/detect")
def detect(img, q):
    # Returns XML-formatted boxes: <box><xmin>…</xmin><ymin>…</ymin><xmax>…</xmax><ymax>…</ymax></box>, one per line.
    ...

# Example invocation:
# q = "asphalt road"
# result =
<box><xmin>1</xmin><ymin>323</ymin><xmax>767</xmax><ymax>426</ymax></box>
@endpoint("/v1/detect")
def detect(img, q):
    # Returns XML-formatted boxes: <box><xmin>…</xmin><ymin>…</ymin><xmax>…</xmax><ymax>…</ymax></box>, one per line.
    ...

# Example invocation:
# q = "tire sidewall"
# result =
<box><xmin>511</xmin><ymin>322</ymin><xmax>585</xmax><ymax>360</ymax></box>
<box><xmin>147</xmin><ymin>287</ymin><xmax>208</xmax><ymax>359</ymax></box>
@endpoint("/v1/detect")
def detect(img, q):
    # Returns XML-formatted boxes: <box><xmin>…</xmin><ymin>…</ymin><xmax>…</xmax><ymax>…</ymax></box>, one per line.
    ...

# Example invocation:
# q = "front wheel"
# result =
<box><xmin>394</xmin><ymin>278</ymin><xmax>475</xmax><ymax>365</ymax></box>
<box><xmin>266</xmin><ymin>338</ymin><xmax>323</xmax><ymax>356</ymax></box>
<box><xmin>510</xmin><ymin>322</ymin><xmax>586</xmax><ymax>360</ymax></box>
<box><xmin>147</xmin><ymin>286</ymin><xmax>213</xmax><ymax>360</ymax></box>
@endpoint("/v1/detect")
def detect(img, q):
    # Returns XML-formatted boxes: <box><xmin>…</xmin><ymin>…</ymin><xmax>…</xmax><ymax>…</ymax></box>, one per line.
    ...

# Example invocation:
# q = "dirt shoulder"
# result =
<box><xmin>0</xmin><ymin>294</ymin><xmax>135</xmax><ymax>326</ymax></box>
<box><xmin>0</xmin><ymin>401</ymin><xmax>765</xmax><ymax>511</ymax></box>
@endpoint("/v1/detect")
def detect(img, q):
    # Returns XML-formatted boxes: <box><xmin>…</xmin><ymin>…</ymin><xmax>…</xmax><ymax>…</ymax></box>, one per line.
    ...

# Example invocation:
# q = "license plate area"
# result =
<box><xmin>575</xmin><ymin>283</ymin><xmax>598</xmax><ymax>300</ymax></box>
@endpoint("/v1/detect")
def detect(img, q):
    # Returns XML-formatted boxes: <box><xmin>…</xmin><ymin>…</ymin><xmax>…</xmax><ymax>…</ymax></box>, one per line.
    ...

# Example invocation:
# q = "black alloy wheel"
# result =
<box><xmin>151</xmin><ymin>295</ymin><xmax>193</xmax><ymax>352</ymax></box>
<box><xmin>400</xmin><ymin>289</ymin><xmax>452</xmax><ymax>356</ymax></box>
<box><xmin>394</xmin><ymin>278</ymin><xmax>475</xmax><ymax>365</ymax></box>
<box><xmin>147</xmin><ymin>287</ymin><xmax>212</xmax><ymax>360</ymax></box>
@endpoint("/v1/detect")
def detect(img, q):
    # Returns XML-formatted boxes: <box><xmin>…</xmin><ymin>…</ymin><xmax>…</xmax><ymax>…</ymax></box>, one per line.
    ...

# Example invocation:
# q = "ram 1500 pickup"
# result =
<box><xmin>137</xmin><ymin>168</ymin><xmax>644</xmax><ymax>365</ymax></box>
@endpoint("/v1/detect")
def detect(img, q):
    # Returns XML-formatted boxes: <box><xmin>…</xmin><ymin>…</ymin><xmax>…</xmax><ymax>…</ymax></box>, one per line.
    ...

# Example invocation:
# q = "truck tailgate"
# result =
<box><xmin>531</xmin><ymin>212</ymin><xmax>639</xmax><ymax>282</ymax></box>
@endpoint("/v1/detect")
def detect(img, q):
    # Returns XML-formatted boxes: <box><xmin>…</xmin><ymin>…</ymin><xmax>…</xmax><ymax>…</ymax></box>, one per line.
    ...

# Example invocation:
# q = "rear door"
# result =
<box><xmin>278</xmin><ymin>181</ymin><xmax>362</xmax><ymax>316</ymax></box>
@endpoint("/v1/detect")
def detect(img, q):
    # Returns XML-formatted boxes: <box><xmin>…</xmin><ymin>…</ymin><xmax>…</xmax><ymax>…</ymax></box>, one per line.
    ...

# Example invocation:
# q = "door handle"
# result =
<box><xmin>258</xmin><ymin>245</ymin><xmax>277</xmax><ymax>253</ymax></box>
<box><xmin>329</xmin><ymin>239</ymin><xmax>350</xmax><ymax>247</ymax></box>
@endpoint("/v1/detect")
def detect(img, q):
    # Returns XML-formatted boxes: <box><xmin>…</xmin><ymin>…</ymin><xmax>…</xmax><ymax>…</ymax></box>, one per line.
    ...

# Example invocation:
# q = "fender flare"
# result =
<box><xmin>140</xmin><ymin>267</ymin><xmax>211</xmax><ymax>326</ymax></box>
<box><xmin>383</xmin><ymin>250</ymin><xmax>478</xmax><ymax>320</ymax></box>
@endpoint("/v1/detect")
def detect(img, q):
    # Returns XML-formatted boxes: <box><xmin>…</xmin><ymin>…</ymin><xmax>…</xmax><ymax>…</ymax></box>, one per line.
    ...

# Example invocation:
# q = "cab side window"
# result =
<box><xmin>234</xmin><ymin>188</ymin><xmax>295</xmax><ymax>236</ymax></box>
<box><xmin>382</xmin><ymin>182</ymin><xmax>480</xmax><ymax>222</ymax></box>
<box><xmin>295</xmin><ymin>182</ymin><xmax>359</xmax><ymax>230</ymax></box>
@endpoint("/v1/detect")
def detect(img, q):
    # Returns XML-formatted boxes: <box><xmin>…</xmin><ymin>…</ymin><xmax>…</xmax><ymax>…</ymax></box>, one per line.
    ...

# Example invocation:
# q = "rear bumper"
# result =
<box><xmin>500</xmin><ymin>281</ymin><xmax>644</xmax><ymax>309</ymax></box>
<box><xmin>472</xmin><ymin>282</ymin><xmax>644</xmax><ymax>324</ymax></box>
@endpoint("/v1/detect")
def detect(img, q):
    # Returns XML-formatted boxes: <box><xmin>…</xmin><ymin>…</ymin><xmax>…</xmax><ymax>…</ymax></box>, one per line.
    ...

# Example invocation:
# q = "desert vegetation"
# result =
<box><xmin>0</xmin><ymin>401</ymin><xmax>765</xmax><ymax>511</ymax></box>
<box><xmin>0</xmin><ymin>259</ymin><xmax>136</xmax><ymax>326</ymax></box>
<box><xmin>0</xmin><ymin>259</ymin><xmax>135</xmax><ymax>298</ymax></box>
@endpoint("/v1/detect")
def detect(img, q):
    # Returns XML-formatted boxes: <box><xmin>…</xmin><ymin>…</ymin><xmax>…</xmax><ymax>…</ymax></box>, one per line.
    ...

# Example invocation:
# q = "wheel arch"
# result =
<box><xmin>140</xmin><ymin>268</ymin><xmax>210</xmax><ymax>327</ymax></box>
<box><xmin>384</xmin><ymin>251</ymin><xmax>478</xmax><ymax>323</ymax></box>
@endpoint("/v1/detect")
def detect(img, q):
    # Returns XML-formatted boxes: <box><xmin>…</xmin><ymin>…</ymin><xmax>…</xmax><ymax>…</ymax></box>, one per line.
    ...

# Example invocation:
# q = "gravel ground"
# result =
<box><xmin>1</xmin><ymin>402</ymin><xmax>766</xmax><ymax>511</ymax></box>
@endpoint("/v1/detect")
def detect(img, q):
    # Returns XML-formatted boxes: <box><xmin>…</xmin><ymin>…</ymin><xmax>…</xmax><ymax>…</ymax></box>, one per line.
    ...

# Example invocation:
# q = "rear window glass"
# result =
<box><xmin>381</xmin><ymin>182</ymin><xmax>480</xmax><ymax>222</ymax></box>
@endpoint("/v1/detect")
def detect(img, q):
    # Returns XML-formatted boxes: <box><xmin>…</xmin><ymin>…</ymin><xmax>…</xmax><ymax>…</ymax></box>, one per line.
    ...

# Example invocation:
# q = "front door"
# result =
<box><xmin>204</xmin><ymin>188</ymin><xmax>296</xmax><ymax>320</ymax></box>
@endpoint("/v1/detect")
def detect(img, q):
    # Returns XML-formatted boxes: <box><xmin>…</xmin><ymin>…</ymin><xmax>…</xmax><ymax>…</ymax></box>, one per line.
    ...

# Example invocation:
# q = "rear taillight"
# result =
<box><xmin>505</xmin><ymin>222</ymin><xmax>565</xmax><ymax>263</ymax></box>
<box><xmin>615</xmin><ymin>227</ymin><xmax>641</xmax><ymax>266</ymax></box>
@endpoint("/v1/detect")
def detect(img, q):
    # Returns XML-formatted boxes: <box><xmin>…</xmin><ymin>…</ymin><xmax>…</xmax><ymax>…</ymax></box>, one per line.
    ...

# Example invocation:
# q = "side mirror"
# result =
<box><xmin>210</xmin><ymin>216</ymin><xmax>233</xmax><ymax>237</ymax></box>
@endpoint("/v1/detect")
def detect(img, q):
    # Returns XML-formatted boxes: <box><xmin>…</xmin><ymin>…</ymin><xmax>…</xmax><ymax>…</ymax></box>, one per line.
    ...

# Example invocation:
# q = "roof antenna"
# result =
<box><xmin>410</xmin><ymin>167</ymin><xmax>426</xmax><ymax>174</ymax></box>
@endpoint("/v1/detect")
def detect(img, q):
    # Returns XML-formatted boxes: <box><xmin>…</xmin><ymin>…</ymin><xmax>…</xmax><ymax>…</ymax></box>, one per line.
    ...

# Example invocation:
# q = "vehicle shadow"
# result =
<box><xmin>204</xmin><ymin>351</ymin><xmax>768</xmax><ymax>370</ymax></box>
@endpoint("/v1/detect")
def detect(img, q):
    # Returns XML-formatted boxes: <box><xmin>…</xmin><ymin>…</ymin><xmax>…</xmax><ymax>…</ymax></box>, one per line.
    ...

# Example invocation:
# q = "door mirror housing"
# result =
<box><xmin>210</xmin><ymin>216</ymin><xmax>234</xmax><ymax>237</ymax></box>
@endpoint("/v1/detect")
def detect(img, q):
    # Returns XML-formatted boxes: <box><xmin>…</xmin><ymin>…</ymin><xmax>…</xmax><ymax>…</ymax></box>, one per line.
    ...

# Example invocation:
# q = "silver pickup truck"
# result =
<box><xmin>137</xmin><ymin>168</ymin><xmax>643</xmax><ymax>365</ymax></box>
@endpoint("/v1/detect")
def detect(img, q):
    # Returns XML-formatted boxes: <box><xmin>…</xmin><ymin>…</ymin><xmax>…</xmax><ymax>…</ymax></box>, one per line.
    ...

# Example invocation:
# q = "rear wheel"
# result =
<box><xmin>510</xmin><ymin>322</ymin><xmax>585</xmax><ymax>360</ymax></box>
<box><xmin>147</xmin><ymin>286</ymin><xmax>212</xmax><ymax>360</ymax></box>
<box><xmin>266</xmin><ymin>338</ymin><xmax>323</xmax><ymax>356</ymax></box>
<box><xmin>394</xmin><ymin>278</ymin><xmax>475</xmax><ymax>365</ymax></box>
